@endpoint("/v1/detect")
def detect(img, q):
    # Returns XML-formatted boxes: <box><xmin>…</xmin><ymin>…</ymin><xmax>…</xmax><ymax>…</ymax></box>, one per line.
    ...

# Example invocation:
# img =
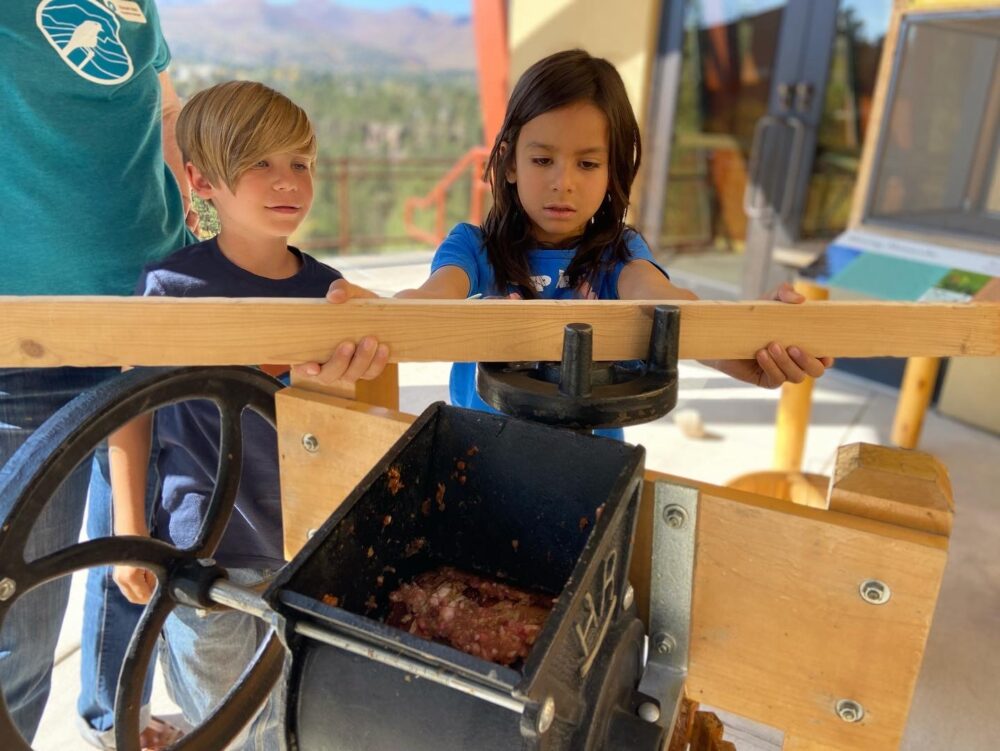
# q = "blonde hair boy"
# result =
<box><xmin>176</xmin><ymin>80</ymin><xmax>316</xmax><ymax>190</ymax></box>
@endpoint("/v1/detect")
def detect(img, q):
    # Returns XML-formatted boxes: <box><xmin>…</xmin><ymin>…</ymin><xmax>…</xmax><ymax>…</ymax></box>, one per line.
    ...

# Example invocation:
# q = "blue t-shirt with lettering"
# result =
<box><xmin>431</xmin><ymin>223</ymin><xmax>669</xmax><ymax>439</ymax></box>
<box><xmin>136</xmin><ymin>237</ymin><xmax>342</xmax><ymax>569</ymax></box>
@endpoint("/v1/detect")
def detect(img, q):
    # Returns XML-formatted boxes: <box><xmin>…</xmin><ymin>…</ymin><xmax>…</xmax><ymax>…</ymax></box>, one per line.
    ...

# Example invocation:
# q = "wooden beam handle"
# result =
<box><xmin>2</xmin><ymin>298</ymin><xmax>997</xmax><ymax>367</ymax></box>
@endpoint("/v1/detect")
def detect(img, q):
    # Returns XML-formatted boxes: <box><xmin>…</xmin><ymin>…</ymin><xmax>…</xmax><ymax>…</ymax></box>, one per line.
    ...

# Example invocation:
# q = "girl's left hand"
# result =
<box><xmin>291</xmin><ymin>279</ymin><xmax>390</xmax><ymax>386</ymax></box>
<box><xmin>719</xmin><ymin>283</ymin><xmax>834</xmax><ymax>389</ymax></box>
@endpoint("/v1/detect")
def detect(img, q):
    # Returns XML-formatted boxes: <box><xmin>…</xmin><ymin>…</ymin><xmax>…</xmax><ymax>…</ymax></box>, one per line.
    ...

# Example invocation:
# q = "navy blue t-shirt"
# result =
<box><xmin>135</xmin><ymin>237</ymin><xmax>342</xmax><ymax>569</ymax></box>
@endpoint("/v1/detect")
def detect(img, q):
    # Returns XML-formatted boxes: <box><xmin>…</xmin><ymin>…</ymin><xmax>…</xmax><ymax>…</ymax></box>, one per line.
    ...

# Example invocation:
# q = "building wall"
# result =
<box><xmin>508</xmin><ymin>0</ymin><xmax>663</xmax><ymax>132</ymax></box>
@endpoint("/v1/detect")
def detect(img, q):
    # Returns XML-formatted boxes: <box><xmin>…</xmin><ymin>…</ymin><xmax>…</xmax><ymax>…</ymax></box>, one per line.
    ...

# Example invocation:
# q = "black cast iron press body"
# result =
<box><xmin>0</xmin><ymin>305</ymin><xmax>691</xmax><ymax>750</ymax></box>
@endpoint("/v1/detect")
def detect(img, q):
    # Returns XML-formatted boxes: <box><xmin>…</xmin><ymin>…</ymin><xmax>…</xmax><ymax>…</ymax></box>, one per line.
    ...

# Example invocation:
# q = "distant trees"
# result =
<box><xmin>176</xmin><ymin>66</ymin><xmax>482</xmax><ymax>253</ymax></box>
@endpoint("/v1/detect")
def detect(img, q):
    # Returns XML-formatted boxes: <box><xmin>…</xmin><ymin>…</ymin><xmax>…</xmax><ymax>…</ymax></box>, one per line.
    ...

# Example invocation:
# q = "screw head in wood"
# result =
<box><xmin>859</xmin><ymin>579</ymin><xmax>891</xmax><ymax>605</ymax></box>
<box><xmin>836</xmin><ymin>699</ymin><xmax>864</xmax><ymax>723</ymax></box>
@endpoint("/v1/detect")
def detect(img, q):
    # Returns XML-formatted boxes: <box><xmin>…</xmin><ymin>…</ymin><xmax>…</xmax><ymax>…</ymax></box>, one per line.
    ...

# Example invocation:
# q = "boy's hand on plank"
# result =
<box><xmin>292</xmin><ymin>279</ymin><xmax>390</xmax><ymax>386</ymax></box>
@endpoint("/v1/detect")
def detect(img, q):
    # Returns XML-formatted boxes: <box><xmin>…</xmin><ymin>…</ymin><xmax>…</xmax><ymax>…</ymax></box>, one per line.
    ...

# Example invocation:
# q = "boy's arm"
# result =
<box><xmin>395</xmin><ymin>266</ymin><xmax>470</xmax><ymax>299</ymax></box>
<box><xmin>618</xmin><ymin>260</ymin><xmax>831</xmax><ymax>388</ymax></box>
<box><xmin>109</xmin><ymin>412</ymin><xmax>158</xmax><ymax>604</ymax></box>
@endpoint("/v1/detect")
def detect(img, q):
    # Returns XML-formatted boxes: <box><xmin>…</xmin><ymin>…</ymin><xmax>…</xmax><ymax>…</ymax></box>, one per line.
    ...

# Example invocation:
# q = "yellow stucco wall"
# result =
<box><xmin>507</xmin><ymin>0</ymin><xmax>663</xmax><ymax>131</ymax></box>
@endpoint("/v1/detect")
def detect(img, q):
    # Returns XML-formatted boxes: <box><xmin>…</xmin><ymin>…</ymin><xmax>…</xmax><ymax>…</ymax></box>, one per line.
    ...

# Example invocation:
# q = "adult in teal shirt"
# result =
<box><xmin>0</xmin><ymin>2</ymin><xmax>193</xmax><ymax>747</ymax></box>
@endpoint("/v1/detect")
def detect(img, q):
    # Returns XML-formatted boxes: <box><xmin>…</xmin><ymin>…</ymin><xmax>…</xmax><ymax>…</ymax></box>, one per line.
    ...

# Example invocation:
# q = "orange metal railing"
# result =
<box><xmin>402</xmin><ymin>146</ymin><xmax>490</xmax><ymax>246</ymax></box>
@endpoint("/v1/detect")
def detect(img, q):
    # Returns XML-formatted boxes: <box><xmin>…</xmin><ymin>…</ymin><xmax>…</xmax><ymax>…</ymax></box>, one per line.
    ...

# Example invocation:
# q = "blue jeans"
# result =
<box><xmin>160</xmin><ymin>568</ymin><xmax>285</xmax><ymax>751</ymax></box>
<box><xmin>77</xmin><ymin>442</ymin><xmax>158</xmax><ymax>745</ymax></box>
<box><xmin>0</xmin><ymin>367</ymin><xmax>153</xmax><ymax>743</ymax></box>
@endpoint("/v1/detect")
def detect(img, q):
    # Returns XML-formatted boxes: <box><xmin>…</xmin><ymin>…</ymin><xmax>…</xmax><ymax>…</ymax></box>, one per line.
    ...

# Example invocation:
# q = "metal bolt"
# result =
<box><xmin>622</xmin><ymin>583</ymin><xmax>635</xmax><ymax>611</ymax></box>
<box><xmin>0</xmin><ymin>577</ymin><xmax>15</xmax><ymax>601</ymax></box>
<box><xmin>302</xmin><ymin>434</ymin><xmax>320</xmax><ymax>453</ymax></box>
<box><xmin>835</xmin><ymin>699</ymin><xmax>864</xmax><ymax>723</ymax></box>
<box><xmin>537</xmin><ymin>696</ymin><xmax>555</xmax><ymax>734</ymax></box>
<box><xmin>307</xmin><ymin>528</ymin><xmax>318</xmax><ymax>540</ymax></box>
<box><xmin>859</xmin><ymin>579</ymin><xmax>891</xmax><ymax>605</ymax></box>
<box><xmin>653</xmin><ymin>632</ymin><xmax>676</xmax><ymax>656</ymax></box>
<box><xmin>637</xmin><ymin>701</ymin><xmax>660</xmax><ymax>723</ymax></box>
<box><xmin>662</xmin><ymin>504</ymin><xmax>688</xmax><ymax>529</ymax></box>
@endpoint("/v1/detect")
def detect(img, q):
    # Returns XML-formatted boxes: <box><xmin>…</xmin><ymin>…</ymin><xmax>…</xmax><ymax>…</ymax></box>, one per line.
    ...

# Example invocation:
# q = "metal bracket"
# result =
<box><xmin>636</xmin><ymin>480</ymin><xmax>698</xmax><ymax>734</ymax></box>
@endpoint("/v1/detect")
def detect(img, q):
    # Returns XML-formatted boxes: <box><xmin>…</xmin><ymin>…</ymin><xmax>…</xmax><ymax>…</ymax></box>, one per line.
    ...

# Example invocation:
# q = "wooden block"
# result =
<box><xmin>2</xmin><ymin>297</ymin><xmax>999</xmax><ymax>367</ymax></box>
<box><xmin>291</xmin><ymin>364</ymin><xmax>401</xmax><ymax>411</ymax></box>
<box><xmin>828</xmin><ymin>443</ymin><xmax>954</xmax><ymax>535</ymax></box>
<box><xmin>275</xmin><ymin>388</ymin><xmax>412</xmax><ymax>559</ymax></box>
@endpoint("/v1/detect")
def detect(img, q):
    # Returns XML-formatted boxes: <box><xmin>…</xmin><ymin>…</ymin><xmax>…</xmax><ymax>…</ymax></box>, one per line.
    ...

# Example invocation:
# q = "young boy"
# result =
<box><xmin>109</xmin><ymin>80</ymin><xmax>386</xmax><ymax>750</ymax></box>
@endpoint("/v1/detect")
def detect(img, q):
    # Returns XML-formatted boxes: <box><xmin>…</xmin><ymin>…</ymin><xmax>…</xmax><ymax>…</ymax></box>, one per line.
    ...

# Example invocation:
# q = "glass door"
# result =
<box><xmin>643</xmin><ymin>0</ymin><xmax>892</xmax><ymax>296</ymax></box>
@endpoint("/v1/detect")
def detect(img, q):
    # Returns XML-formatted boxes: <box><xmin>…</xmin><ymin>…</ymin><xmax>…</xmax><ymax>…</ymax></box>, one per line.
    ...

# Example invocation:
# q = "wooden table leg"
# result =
<box><xmin>891</xmin><ymin>356</ymin><xmax>940</xmax><ymax>449</ymax></box>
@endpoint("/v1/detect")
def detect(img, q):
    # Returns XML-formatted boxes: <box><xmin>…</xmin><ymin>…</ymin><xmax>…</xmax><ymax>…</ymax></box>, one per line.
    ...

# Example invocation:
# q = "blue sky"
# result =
<box><xmin>266</xmin><ymin>0</ymin><xmax>471</xmax><ymax>13</ymax></box>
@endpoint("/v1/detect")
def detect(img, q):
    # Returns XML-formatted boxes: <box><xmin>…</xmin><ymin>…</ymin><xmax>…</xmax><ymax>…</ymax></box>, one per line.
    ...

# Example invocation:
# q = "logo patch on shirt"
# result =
<box><xmin>36</xmin><ymin>0</ymin><xmax>134</xmax><ymax>85</ymax></box>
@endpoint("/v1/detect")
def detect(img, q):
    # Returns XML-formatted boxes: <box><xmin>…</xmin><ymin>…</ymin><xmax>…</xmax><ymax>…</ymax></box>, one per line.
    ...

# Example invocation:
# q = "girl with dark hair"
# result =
<box><xmin>397</xmin><ymin>49</ymin><xmax>831</xmax><ymax>436</ymax></box>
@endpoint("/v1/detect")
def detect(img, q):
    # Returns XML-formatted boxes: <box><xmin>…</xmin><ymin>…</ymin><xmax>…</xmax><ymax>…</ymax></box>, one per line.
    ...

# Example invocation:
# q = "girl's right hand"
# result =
<box><xmin>113</xmin><ymin>564</ymin><xmax>157</xmax><ymax>605</ymax></box>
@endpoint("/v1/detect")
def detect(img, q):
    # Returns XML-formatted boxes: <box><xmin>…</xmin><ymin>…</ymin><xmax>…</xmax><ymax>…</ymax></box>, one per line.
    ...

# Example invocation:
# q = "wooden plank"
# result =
<box><xmin>276</xmin><ymin>397</ymin><xmax>948</xmax><ymax>749</ymax></box>
<box><xmin>2</xmin><ymin>297</ymin><xmax>998</xmax><ymax>367</ymax></box>
<box><xmin>275</xmin><ymin>388</ymin><xmax>411</xmax><ymax>559</ymax></box>
<box><xmin>631</xmin><ymin>471</ymin><xmax>948</xmax><ymax>751</ymax></box>
<box><xmin>829</xmin><ymin>443</ymin><xmax>954</xmax><ymax>535</ymax></box>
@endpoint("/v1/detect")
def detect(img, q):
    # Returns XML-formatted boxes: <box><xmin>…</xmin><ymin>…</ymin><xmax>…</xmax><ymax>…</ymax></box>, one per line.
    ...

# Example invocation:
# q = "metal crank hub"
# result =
<box><xmin>477</xmin><ymin>305</ymin><xmax>680</xmax><ymax>430</ymax></box>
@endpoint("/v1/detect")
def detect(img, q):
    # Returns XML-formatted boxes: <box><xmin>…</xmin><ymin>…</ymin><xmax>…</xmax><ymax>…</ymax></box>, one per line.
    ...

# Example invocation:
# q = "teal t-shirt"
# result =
<box><xmin>0</xmin><ymin>1</ymin><xmax>191</xmax><ymax>295</ymax></box>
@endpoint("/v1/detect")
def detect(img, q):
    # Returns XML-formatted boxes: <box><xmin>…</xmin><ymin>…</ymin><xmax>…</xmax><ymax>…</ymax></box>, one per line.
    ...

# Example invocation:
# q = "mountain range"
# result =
<box><xmin>157</xmin><ymin>0</ymin><xmax>476</xmax><ymax>71</ymax></box>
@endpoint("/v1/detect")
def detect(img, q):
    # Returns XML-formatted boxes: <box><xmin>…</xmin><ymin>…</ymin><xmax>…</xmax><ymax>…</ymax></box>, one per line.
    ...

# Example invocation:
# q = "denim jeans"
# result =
<box><xmin>160</xmin><ymin>568</ymin><xmax>285</xmax><ymax>751</ymax></box>
<box><xmin>77</xmin><ymin>441</ymin><xmax>159</xmax><ymax>747</ymax></box>
<box><xmin>0</xmin><ymin>367</ymin><xmax>153</xmax><ymax>743</ymax></box>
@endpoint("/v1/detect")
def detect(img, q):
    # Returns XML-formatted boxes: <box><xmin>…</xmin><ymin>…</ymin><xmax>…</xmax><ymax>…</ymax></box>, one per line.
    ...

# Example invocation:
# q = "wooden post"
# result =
<box><xmin>891</xmin><ymin>356</ymin><xmax>941</xmax><ymax>449</ymax></box>
<box><xmin>774</xmin><ymin>282</ymin><xmax>830</xmax><ymax>471</ymax></box>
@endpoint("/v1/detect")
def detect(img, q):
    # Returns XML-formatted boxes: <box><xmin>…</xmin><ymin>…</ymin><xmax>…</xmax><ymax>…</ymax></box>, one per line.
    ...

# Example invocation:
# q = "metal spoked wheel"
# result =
<box><xmin>0</xmin><ymin>367</ymin><xmax>287</xmax><ymax>751</ymax></box>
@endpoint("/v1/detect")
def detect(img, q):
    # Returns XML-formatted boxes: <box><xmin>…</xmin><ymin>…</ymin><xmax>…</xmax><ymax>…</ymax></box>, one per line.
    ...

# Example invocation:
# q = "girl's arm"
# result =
<box><xmin>618</xmin><ymin>260</ymin><xmax>832</xmax><ymax>388</ymax></box>
<box><xmin>109</xmin><ymin>412</ymin><xmax>158</xmax><ymax>605</ymax></box>
<box><xmin>395</xmin><ymin>266</ymin><xmax>471</xmax><ymax>299</ymax></box>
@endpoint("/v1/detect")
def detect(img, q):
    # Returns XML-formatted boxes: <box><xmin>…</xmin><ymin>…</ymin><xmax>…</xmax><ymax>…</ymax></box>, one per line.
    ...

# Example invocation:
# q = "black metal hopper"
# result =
<box><xmin>264</xmin><ymin>403</ymin><xmax>664</xmax><ymax>750</ymax></box>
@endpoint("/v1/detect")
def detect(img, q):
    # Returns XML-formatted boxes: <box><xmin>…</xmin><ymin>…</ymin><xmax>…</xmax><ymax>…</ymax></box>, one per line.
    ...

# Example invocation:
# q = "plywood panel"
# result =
<box><xmin>275</xmin><ymin>388</ymin><xmax>411</xmax><ymax>559</ymax></box>
<box><xmin>632</xmin><ymin>472</ymin><xmax>948</xmax><ymax>750</ymax></box>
